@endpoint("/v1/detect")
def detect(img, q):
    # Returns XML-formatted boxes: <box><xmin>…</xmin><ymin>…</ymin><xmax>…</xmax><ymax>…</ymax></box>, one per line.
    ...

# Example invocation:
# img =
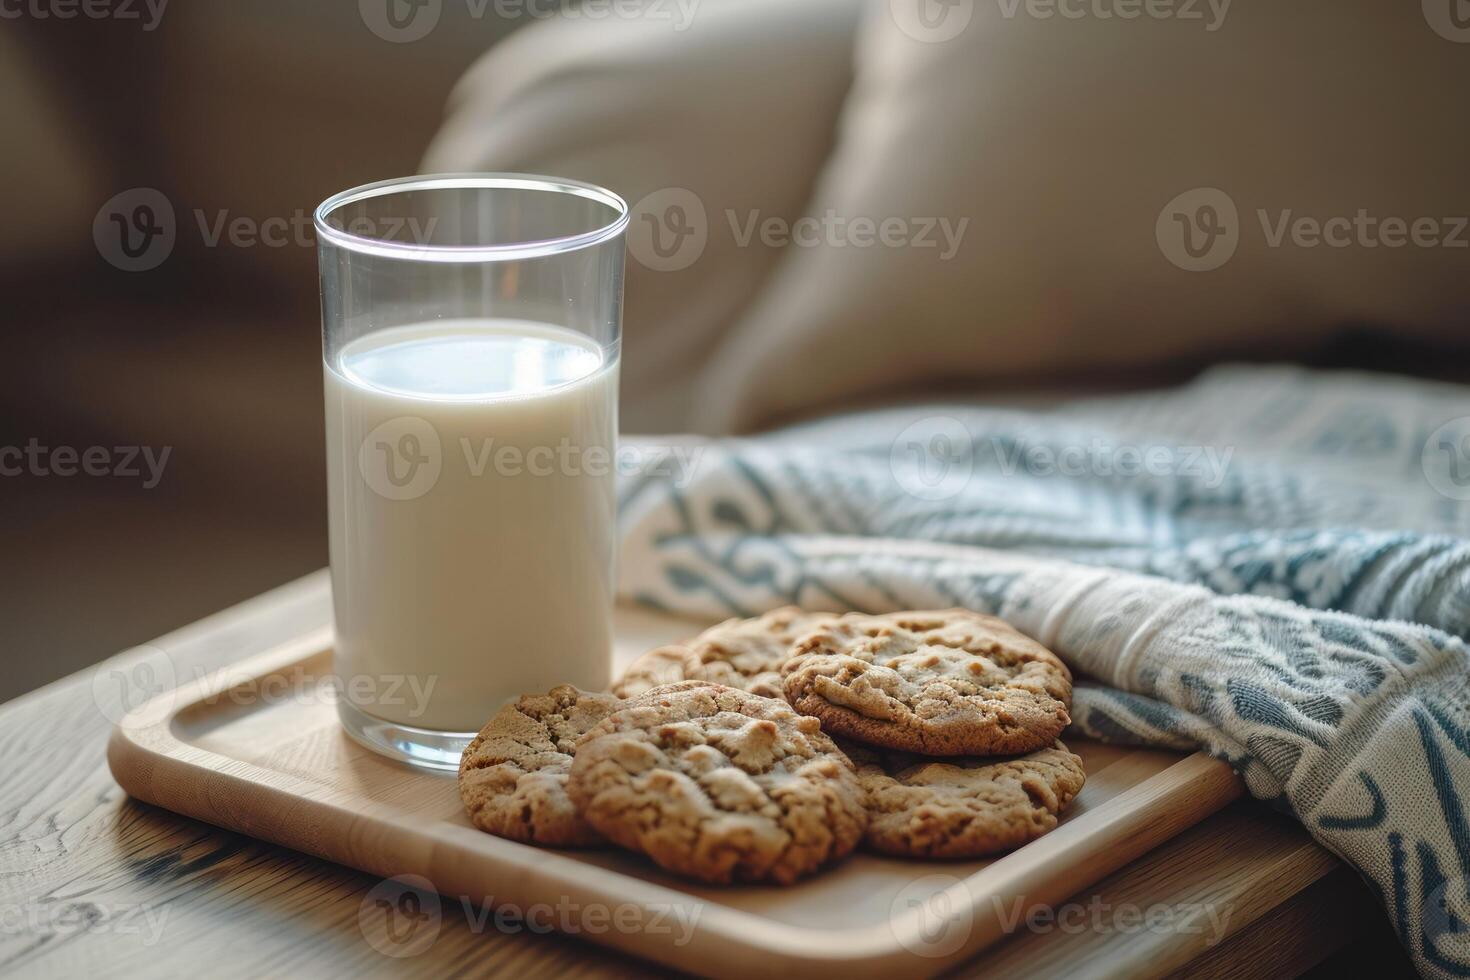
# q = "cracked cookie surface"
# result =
<box><xmin>781</xmin><ymin>610</ymin><xmax>1072</xmax><ymax>756</ymax></box>
<box><xmin>613</xmin><ymin>607</ymin><xmax>837</xmax><ymax>700</ymax></box>
<box><xmin>844</xmin><ymin>740</ymin><xmax>1085</xmax><ymax>858</ymax></box>
<box><xmin>568</xmin><ymin>682</ymin><xmax>867</xmax><ymax>884</ymax></box>
<box><xmin>458</xmin><ymin>685</ymin><xmax>622</xmax><ymax>847</ymax></box>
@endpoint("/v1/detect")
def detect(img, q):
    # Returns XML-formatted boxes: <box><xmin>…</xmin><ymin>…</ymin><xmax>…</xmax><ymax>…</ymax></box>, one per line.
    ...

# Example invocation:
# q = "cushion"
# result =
<box><xmin>422</xmin><ymin>0</ymin><xmax>866</xmax><ymax>431</ymax></box>
<box><xmin>693</xmin><ymin>0</ymin><xmax>1470</xmax><ymax>431</ymax></box>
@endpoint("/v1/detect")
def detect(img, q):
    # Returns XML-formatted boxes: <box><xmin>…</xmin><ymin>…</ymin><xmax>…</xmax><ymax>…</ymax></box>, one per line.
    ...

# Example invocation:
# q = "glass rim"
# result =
<box><xmin>313</xmin><ymin>173</ymin><xmax>630</xmax><ymax>263</ymax></box>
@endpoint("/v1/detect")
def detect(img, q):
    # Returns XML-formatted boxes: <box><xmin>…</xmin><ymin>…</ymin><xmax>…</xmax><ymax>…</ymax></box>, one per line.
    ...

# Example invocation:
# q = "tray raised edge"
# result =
<box><xmin>107</xmin><ymin>626</ymin><xmax>1245</xmax><ymax>978</ymax></box>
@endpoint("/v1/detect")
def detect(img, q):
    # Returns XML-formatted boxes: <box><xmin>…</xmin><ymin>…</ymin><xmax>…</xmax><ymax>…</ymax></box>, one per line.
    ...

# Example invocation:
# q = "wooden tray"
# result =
<box><xmin>107</xmin><ymin>609</ymin><xmax>1243</xmax><ymax>978</ymax></box>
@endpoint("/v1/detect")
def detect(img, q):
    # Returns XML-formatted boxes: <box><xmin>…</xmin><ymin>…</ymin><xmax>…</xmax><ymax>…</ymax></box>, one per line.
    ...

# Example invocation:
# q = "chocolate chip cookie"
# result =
<box><xmin>846</xmin><ymin>740</ymin><xmax>1086</xmax><ymax>858</ymax></box>
<box><xmin>568</xmin><ymin>682</ymin><xmax>868</xmax><ymax>884</ymax></box>
<box><xmin>613</xmin><ymin>607</ymin><xmax>837</xmax><ymax>700</ymax></box>
<box><xmin>458</xmin><ymin>685</ymin><xmax>622</xmax><ymax>847</ymax></box>
<box><xmin>781</xmin><ymin>610</ymin><xmax>1072</xmax><ymax>756</ymax></box>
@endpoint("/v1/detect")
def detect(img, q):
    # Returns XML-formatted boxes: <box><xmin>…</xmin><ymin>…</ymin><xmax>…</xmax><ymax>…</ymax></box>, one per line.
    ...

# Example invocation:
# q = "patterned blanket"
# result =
<box><xmin>618</xmin><ymin>364</ymin><xmax>1470</xmax><ymax>977</ymax></box>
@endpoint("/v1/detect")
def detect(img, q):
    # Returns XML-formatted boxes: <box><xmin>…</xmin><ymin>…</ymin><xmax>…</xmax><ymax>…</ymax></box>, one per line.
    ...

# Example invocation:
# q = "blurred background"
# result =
<box><xmin>3</xmin><ymin>0</ymin><xmax>1468</xmax><ymax>701</ymax></box>
<box><xmin>3</xmin><ymin>3</ymin><xmax>512</xmax><ymax>696</ymax></box>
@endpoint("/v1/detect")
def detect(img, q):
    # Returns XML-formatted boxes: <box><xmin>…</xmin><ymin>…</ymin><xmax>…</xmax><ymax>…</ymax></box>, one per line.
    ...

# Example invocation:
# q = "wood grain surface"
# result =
<box><xmin>0</xmin><ymin>572</ymin><xmax>1355</xmax><ymax>978</ymax></box>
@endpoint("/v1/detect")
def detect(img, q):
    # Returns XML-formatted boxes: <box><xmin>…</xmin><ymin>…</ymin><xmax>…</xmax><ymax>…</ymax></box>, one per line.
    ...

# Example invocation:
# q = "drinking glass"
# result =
<box><xmin>315</xmin><ymin>174</ymin><xmax>627</xmax><ymax>770</ymax></box>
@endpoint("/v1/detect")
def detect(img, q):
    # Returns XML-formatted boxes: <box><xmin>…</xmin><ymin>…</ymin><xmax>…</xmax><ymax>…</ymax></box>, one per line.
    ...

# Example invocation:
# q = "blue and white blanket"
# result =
<box><xmin>618</xmin><ymin>364</ymin><xmax>1470</xmax><ymax>978</ymax></box>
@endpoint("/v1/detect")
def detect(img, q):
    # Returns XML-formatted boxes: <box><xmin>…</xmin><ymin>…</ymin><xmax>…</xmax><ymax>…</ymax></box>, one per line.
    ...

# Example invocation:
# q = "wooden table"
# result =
<box><xmin>0</xmin><ymin>572</ymin><xmax>1375</xmax><ymax>978</ymax></box>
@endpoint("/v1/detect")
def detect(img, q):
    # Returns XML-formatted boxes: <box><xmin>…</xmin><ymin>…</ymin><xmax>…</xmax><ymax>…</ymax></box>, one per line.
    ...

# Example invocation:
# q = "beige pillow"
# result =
<box><xmin>423</xmin><ymin>0</ymin><xmax>864</xmax><ymax>431</ymax></box>
<box><xmin>694</xmin><ymin>0</ymin><xmax>1470</xmax><ymax>432</ymax></box>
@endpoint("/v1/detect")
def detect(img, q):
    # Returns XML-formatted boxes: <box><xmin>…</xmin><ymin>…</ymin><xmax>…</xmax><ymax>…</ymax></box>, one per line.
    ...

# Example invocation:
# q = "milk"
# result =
<box><xmin>324</xmin><ymin>319</ymin><xmax>617</xmax><ymax>731</ymax></box>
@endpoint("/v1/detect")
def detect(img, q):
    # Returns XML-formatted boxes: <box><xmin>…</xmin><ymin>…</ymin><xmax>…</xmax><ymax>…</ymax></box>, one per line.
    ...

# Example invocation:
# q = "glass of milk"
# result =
<box><xmin>314</xmin><ymin>175</ymin><xmax>627</xmax><ymax>770</ymax></box>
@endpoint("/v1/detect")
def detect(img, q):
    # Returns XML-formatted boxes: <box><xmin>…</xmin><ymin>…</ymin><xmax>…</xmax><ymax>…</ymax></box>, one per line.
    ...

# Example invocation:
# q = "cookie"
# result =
<box><xmin>611</xmin><ymin>644</ymin><xmax>692</xmax><ymax>699</ymax></box>
<box><xmin>614</xmin><ymin>607</ymin><xmax>837</xmax><ymax>699</ymax></box>
<box><xmin>846</xmin><ymin>740</ymin><xmax>1085</xmax><ymax>858</ymax></box>
<box><xmin>458</xmin><ymin>685</ymin><xmax>622</xmax><ymax>847</ymax></box>
<box><xmin>781</xmin><ymin>610</ymin><xmax>1072</xmax><ymax>756</ymax></box>
<box><xmin>568</xmin><ymin>682</ymin><xmax>868</xmax><ymax>884</ymax></box>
